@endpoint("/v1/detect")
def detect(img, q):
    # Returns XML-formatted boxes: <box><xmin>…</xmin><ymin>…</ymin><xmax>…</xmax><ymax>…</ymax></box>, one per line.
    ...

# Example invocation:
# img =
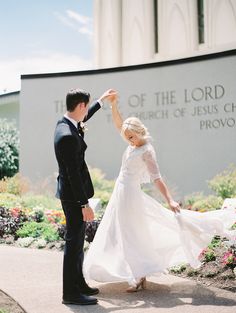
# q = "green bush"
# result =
<box><xmin>28</xmin><ymin>207</ymin><xmax>45</xmax><ymax>223</ymax></box>
<box><xmin>93</xmin><ymin>189</ymin><xmax>112</xmax><ymax>209</ymax></box>
<box><xmin>200</xmin><ymin>248</ymin><xmax>216</xmax><ymax>262</ymax></box>
<box><xmin>208</xmin><ymin>236</ymin><xmax>222</xmax><ymax>250</ymax></box>
<box><xmin>208</xmin><ymin>164</ymin><xmax>236</xmax><ymax>199</ymax></box>
<box><xmin>184</xmin><ymin>193</ymin><xmax>223</xmax><ymax>212</ymax></box>
<box><xmin>0</xmin><ymin>193</ymin><xmax>22</xmax><ymax>209</ymax></box>
<box><xmin>0</xmin><ymin>174</ymin><xmax>29</xmax><ymax>195</ymax></box>
<box><xmin>191</xmin><ymin>195</ymin><xmax>223</xmax><ymax>212</ymax></box>
<box><xmin>170</xmin><ymin>263</ymin><xmax>187</xmax><ymax>274</ymax></box>
<box><xmin>0</xmin><ymin>119</ymin><xmax>19</xmax><ymax>179</ymax></box>
<box><xmin>184</xmin><ymin>192</ymin><xmax>205</xmax><ymax>209</ymax></box>
<box><xmin>0</xmin><ymin>192</ymin><xmax>60</xmax><ymax>212</ymax></box>
<box><xmin>186</xmin><ymin>268</ymin><xmax>199</xmax><ymax>277</ymax></box>
<box><xmin>16</xmin><ymin>221</ymin><xmax>59</xmax><ymax>242</ymax></box>
<box><xmin>21</xmin><ymin>194</ymin><xmax>61</xmax><ymax>210</ymax></box>
<box><xmin>204</xmin><ymin>249</ymin><xmax>216</xmax><ymax>262</ymax></box>
<box><xmin>90</xmin><ymin>167</ymin><xmax>115</xmax><ymax>208</ymax></box>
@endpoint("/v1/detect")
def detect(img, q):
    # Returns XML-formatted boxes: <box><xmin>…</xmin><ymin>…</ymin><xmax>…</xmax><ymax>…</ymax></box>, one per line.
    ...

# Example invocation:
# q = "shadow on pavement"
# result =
<box><xmin>62</xmin><ymin>280</ymin><xmax>236</xmax><ymax>313</ymax></box>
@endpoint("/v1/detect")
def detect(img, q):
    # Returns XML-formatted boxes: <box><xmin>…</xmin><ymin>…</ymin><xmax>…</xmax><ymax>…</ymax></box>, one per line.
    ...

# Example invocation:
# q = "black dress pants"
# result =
<box><xmin>61</xmin><ymin>200</ymin><xmax>87</xmax><ymax>296</ymax></box>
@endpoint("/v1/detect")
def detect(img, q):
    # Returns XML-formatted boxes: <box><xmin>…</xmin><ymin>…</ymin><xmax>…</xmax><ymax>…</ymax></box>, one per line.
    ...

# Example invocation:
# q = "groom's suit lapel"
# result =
<box><xmin>62</xmin><ymin>117</ymin><xmax>87</xmax><ymax>150</ymax></box>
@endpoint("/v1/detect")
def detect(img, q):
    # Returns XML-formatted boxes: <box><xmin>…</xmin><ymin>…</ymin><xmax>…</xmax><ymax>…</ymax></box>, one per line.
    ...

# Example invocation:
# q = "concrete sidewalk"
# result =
<box><xmin>0</xmin><ymin>245</ymin><xmax>235</xmax><ymax>313</ymax></box>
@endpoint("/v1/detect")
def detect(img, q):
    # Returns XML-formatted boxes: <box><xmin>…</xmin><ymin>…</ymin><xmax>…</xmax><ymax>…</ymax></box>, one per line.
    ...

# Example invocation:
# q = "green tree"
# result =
<box><xmin>0</xmin><ymin>119</ymin><xmax>19</xmax><ymax>179</ymax></box>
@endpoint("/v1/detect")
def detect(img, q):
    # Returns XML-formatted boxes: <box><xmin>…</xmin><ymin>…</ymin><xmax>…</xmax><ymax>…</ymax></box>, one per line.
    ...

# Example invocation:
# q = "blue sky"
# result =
<box><xmin>0</xmin><ymin>0</ymin><xmax>94</xmax><ymax>94</ymax></box>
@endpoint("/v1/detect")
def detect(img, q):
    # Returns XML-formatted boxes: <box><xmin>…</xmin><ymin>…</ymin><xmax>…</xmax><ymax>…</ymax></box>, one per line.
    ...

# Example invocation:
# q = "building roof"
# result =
<box><xmin>0</xmin><ymin>91</ymin><xmax>20</xmax><ymax>106</ymax></box>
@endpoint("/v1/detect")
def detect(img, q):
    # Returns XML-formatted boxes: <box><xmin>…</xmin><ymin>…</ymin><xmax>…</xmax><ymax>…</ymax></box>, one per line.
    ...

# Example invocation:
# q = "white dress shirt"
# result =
<box><xmin>63</xmin><ymin>99</ymin><xmax>103</xmax><ymax>128</ymax></box>
<box><xmin>64</xmin><ymin>113</ymin><xmax>77</xmax><ymax>128</ymax></box>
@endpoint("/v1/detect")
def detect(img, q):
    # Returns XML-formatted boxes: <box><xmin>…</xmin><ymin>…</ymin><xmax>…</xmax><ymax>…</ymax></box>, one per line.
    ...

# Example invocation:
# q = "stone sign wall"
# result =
<box><xmin>20</xmin><ymin>51</ymin><xmax>236</xmax><ymax>198</ymax></box>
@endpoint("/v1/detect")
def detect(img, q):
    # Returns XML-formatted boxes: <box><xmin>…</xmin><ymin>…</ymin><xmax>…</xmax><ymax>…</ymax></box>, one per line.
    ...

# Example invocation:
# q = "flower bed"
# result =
<box><xmin>170</xmin><ymin>235</ymin><xmax>236</xmax><ymax>292</ymax></box>
<box><xmin>0</xmin><ymin>166</ymin><xmax>236</xmax><ymax>292</ymax></box>
<box><xmin>0</xmin><ymin>204</ymin><xmax>65</xmax><ymax>249</ymax></box>
<box><xmin>0</xmin><ymin>201</ymin><xmax>101</xmax><ymax>251</ymax></box>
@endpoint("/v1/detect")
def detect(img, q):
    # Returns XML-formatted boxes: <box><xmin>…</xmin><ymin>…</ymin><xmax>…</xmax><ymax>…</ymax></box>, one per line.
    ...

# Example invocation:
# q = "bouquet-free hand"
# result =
<box><xmin>169</xmin><ymin>200</ymin><xmax>181</xmax><ymax>213</ymax></box>
<box><xmin>82</xmin><ymin>206</ymin><xmax>95</xmax><ymax>222</ymax></box>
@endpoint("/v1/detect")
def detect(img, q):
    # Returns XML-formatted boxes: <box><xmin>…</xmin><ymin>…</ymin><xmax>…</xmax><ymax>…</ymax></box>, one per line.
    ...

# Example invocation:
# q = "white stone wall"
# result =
<box><xmin>121</xmin><ymin>0</ymin><xmax>155</xmax><ymax>65</ymax></box>
<box><xmin>158</xmin><ymin>0</ymin><xmax>199</xmax><ymax>57</ymax></box>
<box><xmin>94</xmin><ymin>0</ymin><xmax>236</xmax><ymax>67</ymax></box>
<box><xmin>94</xmin><ymin>0</ymin><xmax>122</xmax><ymax>67</ymax></box>
<box><xmin>205</xmin><ymin>0</ymin><xmax>236</xmax><ymax>48</ymax></box>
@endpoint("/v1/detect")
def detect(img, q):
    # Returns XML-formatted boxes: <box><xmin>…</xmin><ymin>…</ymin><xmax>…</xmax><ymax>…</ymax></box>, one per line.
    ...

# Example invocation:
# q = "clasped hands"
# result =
<box><xmin>99</xmin><ymin>89</ymin><xmax>118</xmax><ymax>104</ymax></box>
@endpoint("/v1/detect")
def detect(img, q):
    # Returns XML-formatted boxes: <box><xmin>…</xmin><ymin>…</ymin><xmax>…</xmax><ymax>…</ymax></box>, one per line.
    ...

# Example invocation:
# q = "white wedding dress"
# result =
<box><xmin>84</xmin><ymin>142</ymin><xmax>235</xmax><ymax>286</ymax></box>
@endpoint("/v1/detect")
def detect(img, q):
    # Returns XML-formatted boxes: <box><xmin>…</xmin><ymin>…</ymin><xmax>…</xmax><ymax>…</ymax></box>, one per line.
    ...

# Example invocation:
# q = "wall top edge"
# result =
<box><xmin>21</xmin><ymin>49</ymin><xmax>236</xmax><ymax>80</ymax></box>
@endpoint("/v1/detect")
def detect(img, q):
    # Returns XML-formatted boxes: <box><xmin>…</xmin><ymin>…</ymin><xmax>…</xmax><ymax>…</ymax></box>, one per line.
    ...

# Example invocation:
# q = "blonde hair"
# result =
<box><xmin>121</xmin><ymin>117</ymin><xmax>151</xmax><ymax>141</ymax></box>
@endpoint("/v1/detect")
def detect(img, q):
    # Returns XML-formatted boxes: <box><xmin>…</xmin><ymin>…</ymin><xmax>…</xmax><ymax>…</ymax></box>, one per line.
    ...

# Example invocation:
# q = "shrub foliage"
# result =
<box><xmin>208</xmin><ymin>164</ymin><xmax>236</xmax><ymax>199</ymax></box>
<box><xmin>0</xmin><ymin>119</ymin><xmax>19</xmax><ymax>179</ymax></box>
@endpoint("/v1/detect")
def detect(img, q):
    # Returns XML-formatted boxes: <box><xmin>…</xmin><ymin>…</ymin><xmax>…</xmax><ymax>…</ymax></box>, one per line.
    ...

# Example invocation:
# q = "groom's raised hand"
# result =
<box><xmin>99</xmin><ymin>89</ymin><xmax>117</xmax><ymax>102</ymax></box>
<box><xmin>82</xmin><ymin>206</ymin><xmax>95</xmax><ymax>222</ymax></box>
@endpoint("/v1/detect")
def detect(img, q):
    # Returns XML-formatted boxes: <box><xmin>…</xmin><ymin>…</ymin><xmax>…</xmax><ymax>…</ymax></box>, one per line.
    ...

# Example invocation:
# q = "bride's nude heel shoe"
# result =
<box><xmin>126</xmin><ymin>277</ymin><xmax>146</xmax><ymax>293</ymax></box>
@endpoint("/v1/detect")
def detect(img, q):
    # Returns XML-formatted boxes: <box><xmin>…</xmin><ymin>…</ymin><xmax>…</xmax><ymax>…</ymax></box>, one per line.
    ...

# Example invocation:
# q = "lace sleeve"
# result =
<box><xmin>142</xmin><ymin>146</ymin><xmax>161</xmax><ymax>181</ymax></box>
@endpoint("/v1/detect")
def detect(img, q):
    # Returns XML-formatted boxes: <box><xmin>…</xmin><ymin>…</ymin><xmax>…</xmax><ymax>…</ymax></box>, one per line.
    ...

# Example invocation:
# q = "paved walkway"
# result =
<box><xmin>0</xmin><ymin>245</ymin><xmax>235</xmax><ymax>313</ymax></box>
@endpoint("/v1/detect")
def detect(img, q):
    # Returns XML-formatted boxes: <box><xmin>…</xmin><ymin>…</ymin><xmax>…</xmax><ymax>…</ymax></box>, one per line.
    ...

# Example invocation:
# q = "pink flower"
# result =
<box><xmin>198</xmin><ymin>248</ymin><xmax>207</xmax><ymax>260</ymax></box>
<box><xmin>222</xmin><ymin>251</ymin><xmax>236</xmax><ymax>265</ymax></box>
<box><xmin>10</xmin><ymin>207</ymin><xmax>21</xmax><ymax>218</ymax></box>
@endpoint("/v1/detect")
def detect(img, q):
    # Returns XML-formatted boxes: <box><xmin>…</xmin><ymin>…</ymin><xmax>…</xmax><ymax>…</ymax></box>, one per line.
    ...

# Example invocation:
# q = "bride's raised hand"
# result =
<box><xmin>110</xmin><ymin>92</ymin><xmax>118</xmax><ymax>106</ymax></box>
<box><xmin>110</xmin><ymin>91</ymin><xmax>123</xmax><ymax>130</ymax></box>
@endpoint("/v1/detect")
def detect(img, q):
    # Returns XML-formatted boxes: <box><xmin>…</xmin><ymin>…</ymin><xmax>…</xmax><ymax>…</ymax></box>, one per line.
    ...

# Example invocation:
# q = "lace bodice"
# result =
<box><xmin>118</xmin><ymin>142</ymin><xmax>161</xmax><ymax>184</ymax></box>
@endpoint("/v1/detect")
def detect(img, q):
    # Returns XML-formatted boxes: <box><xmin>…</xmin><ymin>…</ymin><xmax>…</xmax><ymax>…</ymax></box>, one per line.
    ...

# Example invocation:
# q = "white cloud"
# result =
<box><xmin>0</xmin><ymin>53</ymin><xmax>93</xmax><ymax>94</ymax></box>
<box><xmin>54</xmin><ymin>11</ymin><xmax>75</xmax><ymax>29</ymax></box>
<box><xmin>79</xmin><ymin>26</ymin><xmax>93</xmax><ymax>36</ymax></box>
<box><xmin>66</xmin><ymin>10</ymin><xmax>92</xmax><ymax>25</ymax></box>
<box><xmin>54</xmin><ymin>10</ymin><xmax>93</xmax><ymax>37</ymax></box>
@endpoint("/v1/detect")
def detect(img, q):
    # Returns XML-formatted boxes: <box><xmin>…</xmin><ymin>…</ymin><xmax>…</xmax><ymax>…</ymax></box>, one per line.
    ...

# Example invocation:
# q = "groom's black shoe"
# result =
<box><xmin>62</xmin><ymin>294</ymin><xmax>98</xmax><ymax>305</ymax></box>
<box><xmin>80</xmin><ymin>285</ymin><xmax>99</xmax><ymax>296</ymax></box>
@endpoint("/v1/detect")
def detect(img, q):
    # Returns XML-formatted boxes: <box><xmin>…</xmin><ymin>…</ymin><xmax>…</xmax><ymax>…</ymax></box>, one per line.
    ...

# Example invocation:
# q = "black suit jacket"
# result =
<box><xmin>54</xmin><ymin>101</ymin><xmax>101</xmax><ymax>204</ymax></box>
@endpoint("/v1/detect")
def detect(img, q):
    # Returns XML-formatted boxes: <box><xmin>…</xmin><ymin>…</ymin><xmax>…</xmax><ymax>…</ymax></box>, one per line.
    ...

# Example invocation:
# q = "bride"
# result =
<box><xmin>84</xmin><ymin>92</ymin><xmax>235</xmax><ymax>292</ymax></box>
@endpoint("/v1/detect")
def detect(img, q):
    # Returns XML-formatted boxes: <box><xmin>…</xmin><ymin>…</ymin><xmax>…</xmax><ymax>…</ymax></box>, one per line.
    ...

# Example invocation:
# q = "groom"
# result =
<box><xmin>54</xmin><ymin>88</ymin><xmax>115</xmax><ymax>305</ymax></box>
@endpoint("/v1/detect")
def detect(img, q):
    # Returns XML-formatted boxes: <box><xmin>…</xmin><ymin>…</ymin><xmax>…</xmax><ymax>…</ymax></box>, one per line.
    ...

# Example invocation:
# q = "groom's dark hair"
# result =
<box><xmin>66</xmin><ymin>88</ymin><xmax>90</xmax><ymax>112</ymax></box>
